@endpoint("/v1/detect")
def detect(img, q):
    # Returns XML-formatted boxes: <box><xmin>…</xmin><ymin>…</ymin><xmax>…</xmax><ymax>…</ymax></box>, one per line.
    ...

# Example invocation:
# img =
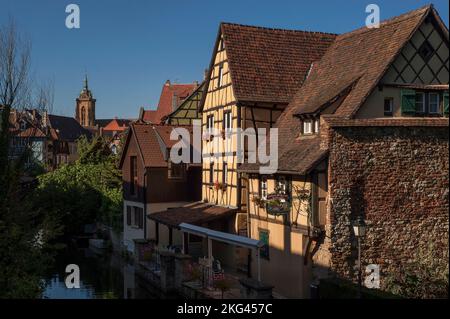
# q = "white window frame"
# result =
<box><xmin>207</xmin><ymin>115</ymin><xmax>215</xmax><ymax>135</ymax></box>
<box><xmin>260</xmin><ymin>176</ymin><xmax>268</xmax><ymax>200</ymax></box>
<box><xmin>415</xmin><ymin>92</ymin><xmax>426</xmax><ymax>113</ymax></box>
<box><xmin>429</xmin><ymin>92</ymin><xmax>440</xmax><ymax>114</ymax></box>
<box><xmin>303</xmin><ymin>120</ymin><xmax>313</xmax><ymax>134</ymax></box>
<box><xmin>277</xmin><ymin>176</ymin><xmax>287</xmax><ymax>195</ymax></box>
<box><xmin>314</xmin><ymin>119</ymin><xmax>320</xmax><ymax>133</ymax></box>
<box><xmin>224</xmin><ymin>111</ymin><xmax>232</xmax><ymax>132</ymax></box>
<box><xmin>223</xmin><ymin>162</ymin><xmax>228</xmax><ymax>185</ymax></box>
<box><xmin>384</xmin><ymin>98</ymin><xmax>394</xmax><ymax>115</ymax></box>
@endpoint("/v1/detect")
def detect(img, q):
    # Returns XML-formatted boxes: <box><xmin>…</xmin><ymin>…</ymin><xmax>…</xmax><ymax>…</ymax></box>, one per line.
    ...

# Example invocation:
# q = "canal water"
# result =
<box><xmin>42</xmin><ymin>246</ymin><xmax>160</xmax><ymax>299</ymax></box>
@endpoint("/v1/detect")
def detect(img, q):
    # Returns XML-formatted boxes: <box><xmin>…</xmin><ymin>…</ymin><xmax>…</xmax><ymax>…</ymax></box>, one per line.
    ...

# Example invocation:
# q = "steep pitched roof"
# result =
<box><xmin>240</xmin><ymin>5</ymin><xmax>447</xmax><ymax>175</ymax></box>
<box><xmin>142</xmin><ymin>81</ymin><xmax>198</xmax><ymax>124</ymax></box>
<box><xmin>48</xmin><ymin>114</ymin><xmax>92</xmax><ymax>142</ymax></box>
<box><xmin>291</xmin><ymin>5</ymin><xmax>446</xmax><ymax>118</ymax></box>
<box><xmin>131</xmin><ymin>124</ymin><xmax>167</xmax><ymax>168</ymax></box>
<box><xmin>120</xmin><ymin>123</ymin><xmax>197</xmax><ymax>169</ymax></box>
<box><xmin>218</xmin><ymin>23</ymin><xmax>337</xmax><ymax>104</ymax></box>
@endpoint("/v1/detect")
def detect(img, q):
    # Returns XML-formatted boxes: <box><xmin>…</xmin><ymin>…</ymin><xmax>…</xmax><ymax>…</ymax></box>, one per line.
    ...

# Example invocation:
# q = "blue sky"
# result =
<box><xmin>0</xmin><ymin>0</ymin><xmax>448</xmax><ymax>119</ymax></box>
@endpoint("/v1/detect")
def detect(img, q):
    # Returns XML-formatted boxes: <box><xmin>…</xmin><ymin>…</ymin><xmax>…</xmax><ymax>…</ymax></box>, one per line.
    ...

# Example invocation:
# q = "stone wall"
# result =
<box><xmin>326</xmin><ymin>122</ymin><xmax>449</xmax><ymax>292</ymax></box>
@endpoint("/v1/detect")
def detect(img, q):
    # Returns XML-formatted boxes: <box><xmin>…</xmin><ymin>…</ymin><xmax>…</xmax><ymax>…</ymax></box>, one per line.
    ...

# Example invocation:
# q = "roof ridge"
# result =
<box><xmin>337</xmin><ymin>5</ymin><xmax>431</xmax><ymax>41</ymax></box>
<box><xmin>221</xmin><ymin>22</ymin><xmax>338</xmax><ymax>36</ymax></box>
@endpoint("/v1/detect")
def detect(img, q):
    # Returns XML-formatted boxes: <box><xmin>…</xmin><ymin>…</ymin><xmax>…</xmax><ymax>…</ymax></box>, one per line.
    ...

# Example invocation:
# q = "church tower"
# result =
<box><xmin>75</xmin><ymin>75</ymin><xmax>96</xmax><ymax>127</ymax></box>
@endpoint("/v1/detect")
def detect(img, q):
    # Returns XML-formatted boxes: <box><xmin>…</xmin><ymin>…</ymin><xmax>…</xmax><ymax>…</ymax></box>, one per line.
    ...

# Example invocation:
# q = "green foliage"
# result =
<box><xmin>0</xmin><ymin>105</ymin><xmax>61</xmax><ymax>298</ymax></box>
<box><xmin>384</xmin><ymin>243</ymin><xmax>449</xmax><ymax>299</ymax></box>
<box><xmin>33</xmin><ymin>136</ymin><xmax>123</xmax><ymax>234</ymax></box>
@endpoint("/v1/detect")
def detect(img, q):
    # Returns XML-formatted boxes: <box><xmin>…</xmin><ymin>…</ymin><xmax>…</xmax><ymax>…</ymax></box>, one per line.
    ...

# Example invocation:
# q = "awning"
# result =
<box><xmin>179</xmin><ymin>223</ymin><xmax>264</xmax><ymax>250</ymax></box>
<box><xmin>148</xmin><ymin>202</ymin><xmax>237</xmax><ymax>228</ymax></box>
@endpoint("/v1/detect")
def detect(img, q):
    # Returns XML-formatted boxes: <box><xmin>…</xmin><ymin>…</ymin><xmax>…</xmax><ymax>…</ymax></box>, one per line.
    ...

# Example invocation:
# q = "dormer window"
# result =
<box><xmin>20</xmin><ymin>121</ymin><xmax>27</xmax><ymax>130</ymax></box>
<box><xmin>303</xmin><ymin>120</ymin><xmax>313</xmax><ymax>134</ymax></box>
<box><xmin>314</xmin><ymin>119</ymin><xmax>320</xmax><ymax>133</ymax></box>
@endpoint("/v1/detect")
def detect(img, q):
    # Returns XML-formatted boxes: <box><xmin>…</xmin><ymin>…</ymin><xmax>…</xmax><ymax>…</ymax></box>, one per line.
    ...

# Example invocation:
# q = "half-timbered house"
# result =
<box><xmin>239</xmin><ymin>5</ymin><xmax>449</xmax><ymax>298</ymax></box>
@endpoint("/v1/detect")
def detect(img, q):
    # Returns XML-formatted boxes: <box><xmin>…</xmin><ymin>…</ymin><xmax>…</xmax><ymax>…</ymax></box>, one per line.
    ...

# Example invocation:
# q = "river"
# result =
<box><xmin>41</xmin><ymin>245</ymin><xmax>161</xmax><ymax>299</ymax></box>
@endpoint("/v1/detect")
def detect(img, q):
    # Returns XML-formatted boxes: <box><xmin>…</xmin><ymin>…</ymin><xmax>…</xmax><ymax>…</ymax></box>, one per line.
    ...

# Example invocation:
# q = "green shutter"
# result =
<box><xmin>401</xmin><ymin>89</ymin><xmax>416</xmax><ymax>114</ymax></box>
<box><xmin>444</xmin><ymin>91</ymin><xmax>449</xmax><ymax>116</ymax></box>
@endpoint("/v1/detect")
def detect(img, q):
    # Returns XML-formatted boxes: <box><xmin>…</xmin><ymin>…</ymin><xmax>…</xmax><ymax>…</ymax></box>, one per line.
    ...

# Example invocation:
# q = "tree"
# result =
<box><xmin>33</xmin><ymin>136</ymin><xmax>123</xmax><ymax>235</ymax></box>
<box><xmin>0</xmin><ymin>19</ymin><xmax>59</xmax><ymax>298</ymax></box>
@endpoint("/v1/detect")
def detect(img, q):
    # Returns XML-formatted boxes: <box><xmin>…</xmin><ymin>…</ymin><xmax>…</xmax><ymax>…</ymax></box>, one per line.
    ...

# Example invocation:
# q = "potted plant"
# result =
<box><xmin>266</xmin><ymin>193</ymin><xmax>290</xmax><ymax>215</ymax></box>
<box><xmin>252</xmin><ymin>195</ymin><xmax>266</xmax><ymax>208</ymax></box>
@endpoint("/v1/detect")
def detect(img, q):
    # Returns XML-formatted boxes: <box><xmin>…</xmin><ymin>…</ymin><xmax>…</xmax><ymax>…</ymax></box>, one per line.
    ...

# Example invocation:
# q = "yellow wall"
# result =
<box><xmin>247</xmin><ymin>175</ymin><xmax>314</xmax><ymax>298</ymax></box>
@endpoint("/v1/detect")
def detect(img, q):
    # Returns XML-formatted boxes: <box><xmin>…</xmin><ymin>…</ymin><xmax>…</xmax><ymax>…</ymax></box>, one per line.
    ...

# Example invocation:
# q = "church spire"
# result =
<box><xmin>83</xmin><ymin>74</ymin><xmax>89</xmax><ymax>91</ymax></box>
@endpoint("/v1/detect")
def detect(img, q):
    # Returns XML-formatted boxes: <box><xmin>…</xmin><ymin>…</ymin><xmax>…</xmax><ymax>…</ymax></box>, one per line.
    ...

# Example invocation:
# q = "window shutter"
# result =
<box><xmin>401</xmin><ymin>89</ymin><xmax>416</xmax><ymax>114</ymax></box>
<box><xmin>444</xmin><ymin>91</ymin><xmax>449</xmax><ymax>115</ymax></box>
<box><xmin>126</xmin><ymin>206</ymin><xmax>131</xmax><ymax>226</ymax></box>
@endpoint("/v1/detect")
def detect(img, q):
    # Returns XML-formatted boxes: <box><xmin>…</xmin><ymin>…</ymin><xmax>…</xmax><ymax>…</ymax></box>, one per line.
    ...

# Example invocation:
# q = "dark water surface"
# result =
<box><xmin>42</xmin><ymin>246</ymin><xmax>159</xmax><ymax>299</ymax></box>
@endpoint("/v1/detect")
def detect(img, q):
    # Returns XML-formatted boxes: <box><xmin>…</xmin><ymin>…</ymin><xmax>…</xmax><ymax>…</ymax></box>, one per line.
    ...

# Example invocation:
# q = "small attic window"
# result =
<box><xmin>418</xmin><ymin>41</ymin><xmax>433</xmax><ymax>62</ymax></box>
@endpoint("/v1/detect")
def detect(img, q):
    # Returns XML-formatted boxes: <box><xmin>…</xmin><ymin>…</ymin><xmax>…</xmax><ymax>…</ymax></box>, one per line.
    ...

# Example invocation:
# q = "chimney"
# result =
<box><xmin>172</xmin><ymin>92</ymin><xmax>178</xmax><ymax>111</ymax></box>
<box><xmin>165</xmin><ymin>79</ymin><xmax>171</xmax><ymax>86</ymax></box>
<box><xmin>203</xmin><ymin>69</ymin><xmax>209</xmax><ymax>80</ymax></box>
<box><xmin>193</xmin><ymin>80</ymin><xmax>199</xmax><ymax>87</ymax></box>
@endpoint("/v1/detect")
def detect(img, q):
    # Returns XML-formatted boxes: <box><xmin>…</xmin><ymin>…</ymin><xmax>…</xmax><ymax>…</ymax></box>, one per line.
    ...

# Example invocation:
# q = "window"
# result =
<box><xmin>223</xmin><ymin>111</ymin><xmax>232</xmax><ymax>132</ymax></box>
<box><xmin>259</xmin><ymin>176</ymin><xmax>268</xmax><ymax>200</ymax></box>
<box><xmin>277</xmin><ymin>176</ymin><xmax>287</xmax><ymax>194</ymax></box>
<box><xmin>429</xmin><ymin>93</ymin><xmax>440</xmax><ymax>114</ymax></box>
<box><xmin>222</xmin><ymin>162</ymin><xmax>228</xmax><ymax>185</ymax></box>
<box><xmin>209</xmin><ymin>162</ymin><xmax>214</xmax><ymax>184</ymax></box>
<box><xmin>259</xmin><ymin>229</ymin><xmax>270</xmax><ymax>260</ymax></box>
<box><xmin>218</xmin><ymin>64</ymin><xmax>224</xmax><ymax>88</ymax></box>
<box><xmin>303</xmin><ymin>120</ymin><xmax>313</xmax><ymax>134</ymax></box>
<box><xmin>207</xmin><ymin>115</ymin><xmax>215</xmax><ymax>136</ymax></box>
<box><xmin>20</xmin><ymin>121</ymin><xmax>27</xmax><ymax>130</ymax></box>
<box><xmin>415</xmin><ymin>92</ymin><xmax>425</xmax><ymax>113</ymax></box>
<box><xmin>132</xmin><ymin>207</ymin><xmax>143</xmax><ymax>229</ymax></box>
<box><xmin>384</xmin><ymin>98</ymin><xmax>394</xmax><ymax>116</ymax></box>
<box><xmin>168</xmin><ymin>161</ymin><xmax>185</xmax><ymax>179</ymax></box>
<box><xmin>314</xmin><ymin>119</ymin><xmax>320</xmax><ymax>133</ymax></box>
<box><xmin>130</xmin><ymin>156</ymin><xmax>138</xmax><ymax>196</ymax></box>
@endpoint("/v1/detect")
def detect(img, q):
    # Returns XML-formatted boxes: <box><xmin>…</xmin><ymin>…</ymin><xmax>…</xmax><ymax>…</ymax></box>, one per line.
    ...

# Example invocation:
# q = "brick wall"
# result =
<box><xmin>326</xmin><ymin>124</ymin><xmax>449</xmax><ymax>292</ymax></box>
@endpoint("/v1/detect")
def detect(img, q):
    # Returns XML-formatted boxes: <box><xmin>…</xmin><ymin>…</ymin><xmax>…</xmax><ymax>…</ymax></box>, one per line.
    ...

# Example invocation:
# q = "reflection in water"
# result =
<box><xmin>42</xmin><ymin>246</ymin><xmax>158</xmax><ymax>299</ymax></box>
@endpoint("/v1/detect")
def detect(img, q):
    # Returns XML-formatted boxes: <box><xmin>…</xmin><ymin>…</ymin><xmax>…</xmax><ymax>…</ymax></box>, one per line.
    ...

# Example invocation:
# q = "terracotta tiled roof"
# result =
<box><xmin>240</xmin><ymin>5</ymin><xmax>444</xmax><ymax>176</ymax></box>
<box><xmin>125</xmin><ymin>123</ymin><xmax>197</xmax><ymax>168</ymax></box>
<box><xmin>102</xmin><ymin>118</ymin><xmax>130</xmax><ymax>132</ymax></box>
<box><xmin>142</xmin><ymin>82</ymin><xmax>198</xmax><ymax>124</ymax></box>
<box><xmin>220</xmin><ymin>23</ymin><xmax>336</xmax><ymax>104</ymax></box>
<box><xmin>238</xmin><ymin>136</ymin><xmax>327</xmax><ymax>175</ymax></box>
<box><xmin>290</xmin><ymin>5</ymin><xmax>437</xmax><ymax>118</ymax></box>
<box><xmin>148</xmin><ymin>202</ymin><xmax>237</xmax><ymax>228</ymax></box>
<box><xmin>131</xmin><ymin>123</ymin><xmax>167</xmax><ymax>168</ymax></box>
